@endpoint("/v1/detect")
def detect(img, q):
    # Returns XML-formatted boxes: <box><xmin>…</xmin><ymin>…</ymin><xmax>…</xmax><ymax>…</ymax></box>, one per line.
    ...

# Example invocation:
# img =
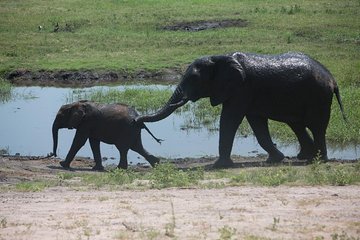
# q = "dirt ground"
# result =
<box><xmin>0</xmin><ymin>156</ymin><xmax>359</xmax><ymax>240</ymax></box>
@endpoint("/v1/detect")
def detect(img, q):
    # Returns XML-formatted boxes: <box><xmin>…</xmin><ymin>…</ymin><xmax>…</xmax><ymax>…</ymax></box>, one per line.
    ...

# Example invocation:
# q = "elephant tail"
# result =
<box><xmin>334</xmin><ymin>85</ymin><xmax>347</xmax><ymax>122</ymax></box>
<box><xmin>142</xmin><ymin>123</ymin><xmax>164</xmax><ymax>144</ymax></box>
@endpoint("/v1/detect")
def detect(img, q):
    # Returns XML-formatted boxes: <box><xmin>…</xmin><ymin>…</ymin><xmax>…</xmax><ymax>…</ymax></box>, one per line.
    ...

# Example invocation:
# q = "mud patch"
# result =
<box><xmin>6</xmin><ymin>68</ymin><xmax>182</xmax><ymax>87</ymax></box>
<box><xmin>162</xmin><ymin>19</ymin><xmax>248</xmax><ymax>32</ymax></box>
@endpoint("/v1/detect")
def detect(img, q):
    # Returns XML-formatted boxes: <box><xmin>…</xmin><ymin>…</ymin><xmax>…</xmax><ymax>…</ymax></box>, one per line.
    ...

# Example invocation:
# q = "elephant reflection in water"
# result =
<box><xmin>136</xmin><ymin>52</ymin><xmax>346</xmax><ymax>168</ymax></box>
<box><xmin>51</xmin><ymin>100</ymin><xmax>162</xmax><ymax>170</ymax></box>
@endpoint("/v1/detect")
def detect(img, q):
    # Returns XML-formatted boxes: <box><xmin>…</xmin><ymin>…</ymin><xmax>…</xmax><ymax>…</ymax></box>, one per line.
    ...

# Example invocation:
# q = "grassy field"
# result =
<box><xmin>1</xmin><ymin>0</ymin><xmax>359</xmax><ymax>143</ymax></box>
<box><xmin>0</xmin><ymin>0</ymin><xmax>358</xmax><ymax>75</ymax></box>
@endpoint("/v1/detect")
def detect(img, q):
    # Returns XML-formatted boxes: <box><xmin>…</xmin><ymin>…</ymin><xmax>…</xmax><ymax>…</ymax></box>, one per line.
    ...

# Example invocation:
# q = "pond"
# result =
<box><xmin>0</xmin><ymin>85</ymin><xmax>358</xmax><ymax>166</ymax></box>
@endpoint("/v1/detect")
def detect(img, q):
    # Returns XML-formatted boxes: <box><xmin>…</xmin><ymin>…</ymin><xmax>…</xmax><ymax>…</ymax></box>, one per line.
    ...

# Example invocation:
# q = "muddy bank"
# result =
<box><xmin>0</xmin><ymin>154</ymin><xmax>358</xmax><ymax>185</ymax></box>
<box><xmin>162</xmin><ymin>19</ymin><xmax>248</xmax><ymax>32</ymax></box>
<box><xmin>6</xmin><ymin>68</ymin><xmax>182</xmax><ymax>87</ymax></box>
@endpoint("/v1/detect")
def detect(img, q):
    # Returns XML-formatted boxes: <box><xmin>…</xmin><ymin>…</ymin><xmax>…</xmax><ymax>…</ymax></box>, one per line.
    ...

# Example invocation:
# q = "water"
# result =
<box><xmin>0</xmin><ymin>86</ymin><xmax>358</xmax><ymax>166</ymax></box>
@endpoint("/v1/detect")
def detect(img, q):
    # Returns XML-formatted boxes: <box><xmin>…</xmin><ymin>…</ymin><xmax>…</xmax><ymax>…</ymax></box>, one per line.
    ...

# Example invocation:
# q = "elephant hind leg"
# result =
<box><xmin>306</xmin><ymin>108</ymin><xmax>331</xmax><ymax>162</ymax></box>
<box><xmin>308</xmin><ymin>127</ymin><xmax>328</xmax><ymax>162</ymax></box>
<box><xmin>130</xmin><ymin>137</ymin><xmax>159</xmax><ymax>167</ymax></box>
<box><xmin>247</xmin><ymin>116</ymin><xmax>285</xmax><ymax>163</ymax></box>
<box><xmin>287</xmin><ymin>123</ymin><xmax>315</xmax><ymax>160</ymax></box>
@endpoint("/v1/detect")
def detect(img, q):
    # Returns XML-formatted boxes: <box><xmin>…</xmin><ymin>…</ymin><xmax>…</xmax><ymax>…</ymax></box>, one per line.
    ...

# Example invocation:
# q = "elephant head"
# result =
<box><xmin>136</xmin><ymin>55</ymin><xmax>246</xmax><ymax>123</ymax></box>
<box><xmin>52</xmin><ymin>101</ymin><xmax>88</xmax><ymax>157</ymax></box>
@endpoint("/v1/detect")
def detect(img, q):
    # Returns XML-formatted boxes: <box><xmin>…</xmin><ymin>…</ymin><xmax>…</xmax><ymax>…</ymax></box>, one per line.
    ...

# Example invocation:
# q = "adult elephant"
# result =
<box><xmin>51</xmin><ymin>100</ymin><xmax>162</xmax><ymax>170</ymax></box>
<box><xmin>136</xmin><ymin>52</ymin><xmax>346</xmax><ymax>168</ymax></box>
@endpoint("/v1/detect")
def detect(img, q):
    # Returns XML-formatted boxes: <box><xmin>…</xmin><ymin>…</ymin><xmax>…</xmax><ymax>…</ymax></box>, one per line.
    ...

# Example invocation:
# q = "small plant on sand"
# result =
<box><xmin>270</xmin><ymin>217</ymin><xmax>280</xmax><ymax>231</ymax></box>
<box><xmin>218</xmin><ymin>225</ymin><xmax>237</xmax><ymax>240</ymax></box>
<box><xmin>165</xmin><ymin>200</ymin><xmax>176</xmax><ymax>238</ymax></box>
<box><xmin>328</xmin><ymin>165</ymin><xmax>350</xmax><ymax>186</ymax></box>
<box><xmin>0</xmin><ymin>217</ymin><xmax>7</xmax><ymax>228</ymax></box>
<box><xmin>307</xmin><ymin>152</ymin><xmax>327</xmax><ymax>185</ymax></box>
<box><xmin>331</xmin><ymin>231</ymin><xmax>359</xmax><ymax>240</ymax></box>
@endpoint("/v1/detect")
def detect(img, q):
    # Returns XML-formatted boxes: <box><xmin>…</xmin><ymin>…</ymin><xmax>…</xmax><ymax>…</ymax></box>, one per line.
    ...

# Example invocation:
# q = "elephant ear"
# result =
<box><xmin>209</xmin><ymin>56</ymin><xmax>246</xmax><ymax>106</ymax></box>
<box><xmin>68</xmin><ymin>102</ymin><xmax>86</xmax><ymax>129</ymax></box>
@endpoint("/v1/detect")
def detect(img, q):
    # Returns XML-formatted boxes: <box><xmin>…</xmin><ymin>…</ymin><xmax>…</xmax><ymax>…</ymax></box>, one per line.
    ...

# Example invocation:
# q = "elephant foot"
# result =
<box><xmin>147</xmin><ymin>156</ymin><xmax>160</xmax><ymax>168</ymax></box>
<box><xmin>117</xmin><ymin>164</ymin><xmax>128</xmax><ymax>170</ymax></box>
<box><xmin>297</xmin><ymin>150</ymin><xmax>315</xmax><ymax>160</ymax></box>
<box><xmin>265</xmin><ymin>152</ymin><xmax>285</xmax><ymax>164</ymax></box>
<box><xmin>92</xmin><ymin>165</ymin><xmax>105</xmax><ymax>171</ymax></box>
<box><xmin>59</xmin><ymin>160</ymin><xmax>70</xmax><ymax>169</ymax></box>
<box><xmin>212</xmin><ymin>159</ymin><xmax>234</xmax><ymax>169</ymax></box>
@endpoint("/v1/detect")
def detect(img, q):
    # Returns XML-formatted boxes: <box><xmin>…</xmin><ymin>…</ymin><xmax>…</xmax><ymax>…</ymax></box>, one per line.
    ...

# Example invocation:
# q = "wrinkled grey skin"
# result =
<box><xmin>51</xmin><ymin>100</ymin><xmax>161</xmax><ymax>170</ymax></box>
<box><xmin>136</xmin><ymin>52</ymin><xmax>346</xmax><ymax>168</ymax></box>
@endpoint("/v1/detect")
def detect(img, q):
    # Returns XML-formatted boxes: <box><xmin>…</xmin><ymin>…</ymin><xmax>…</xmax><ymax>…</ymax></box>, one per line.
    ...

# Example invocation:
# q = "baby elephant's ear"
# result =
<box><xmin>69</xmin><ymin>102</ymin><xmax>86</xmax><ymax>128</ymax></box>
<box><xmin>210</xmin><ymin>56</ymin><xmax>246</xmax><ymax>106</ymax></box>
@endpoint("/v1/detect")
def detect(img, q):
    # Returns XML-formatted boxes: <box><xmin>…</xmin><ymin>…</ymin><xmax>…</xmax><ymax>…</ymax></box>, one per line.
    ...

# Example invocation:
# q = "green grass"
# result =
<box><xmin>81</xmin><ymin>168</ymin><xmax>140</xmax><ymax>188</ymax></box>
<box><xmin>68</xmin><ymin>86</ymin><xmax>173</xmax><ymax>113</ymax></box>
<box><xmin>9</xmin><ymin>161</ymin><xmax>360</xmax><ymax>192</ymax></box>
<box><xmin>220</xmin><ymin>161</ymin><xmax>360</xmax><ymax>187</ymax></box>
<box><xmin>229</xmin><ymin>162</ymin><xmax>360</xmax><ymax>186</ymax></box>
<box><xmin>0</xmin><ymin>78</ymin><xmax>12</xmax><ymax>102</ymax></box>
<box><xmin>15</xmin><ymin>181</ymin><xmax>55</xmax><ymax>192</ymax></box>
<box><xmin>149</xmin><ymin>163</ymin><xmax>204</xmax><ymax>189</ymax></box>
<box><xmin>1</xmin><ymin>0</ymin><xmax>359</xmax><ymax>80</ymax></box>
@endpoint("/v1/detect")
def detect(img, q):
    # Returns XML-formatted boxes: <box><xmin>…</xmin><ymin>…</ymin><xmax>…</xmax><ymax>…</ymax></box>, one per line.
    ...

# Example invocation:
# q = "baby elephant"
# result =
<box><xmin>51</xmin><ymin>100</ymin><xmax>162</xmax><ymax>170</ymax></box>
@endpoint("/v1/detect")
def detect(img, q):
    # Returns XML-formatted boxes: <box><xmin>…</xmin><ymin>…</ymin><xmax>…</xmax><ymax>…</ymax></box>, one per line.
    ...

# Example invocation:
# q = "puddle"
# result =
<box><xmin>162</xmin><ymin>19</ymin><xmax>248</xmax><ymax>32</ymax></box>
<box><xmin>0</xmin><ymin>86</ymin><xmax>358</xmax><ymax>166</ymax></box>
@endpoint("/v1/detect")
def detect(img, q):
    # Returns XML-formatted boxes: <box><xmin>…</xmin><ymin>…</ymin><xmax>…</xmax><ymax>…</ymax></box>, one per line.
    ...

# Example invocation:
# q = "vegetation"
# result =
<box><xmin>68</xmin><ymin>86</ymin><xmax>174</xmax><ymax>113</ymax></box>
<box><xmin>11</xmin><ymin>161</ymin><xmax>360</xmax><ymax>192</ymax></box>
<box><xmin>0</xmin><ymin>78</ymin><xmax>12</xmax><ymax>102</ymax></box>
<box><xmin>1</xmin><ymin>0</ymin><xmax>359</xmax><ymax>143</ymax></box>
<box><xmin>1</xmin><ymin>0</ymin><xmax>359</xmax><ymax>75</ymax></box>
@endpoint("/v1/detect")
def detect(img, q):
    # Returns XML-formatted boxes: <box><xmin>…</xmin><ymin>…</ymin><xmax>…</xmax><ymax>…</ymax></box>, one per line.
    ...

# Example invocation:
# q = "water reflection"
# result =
<box><xmin>0</xmin><ymin>86</ymin><xmax>358</xmax><ymax>166</ymax></box>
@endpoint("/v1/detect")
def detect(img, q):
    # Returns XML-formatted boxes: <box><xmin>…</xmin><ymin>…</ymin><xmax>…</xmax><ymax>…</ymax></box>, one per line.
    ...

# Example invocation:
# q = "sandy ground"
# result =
<box><xmin>0</xmin><ymin>156</ymin><xmax>359</xmax><ymax>240</ymax></box>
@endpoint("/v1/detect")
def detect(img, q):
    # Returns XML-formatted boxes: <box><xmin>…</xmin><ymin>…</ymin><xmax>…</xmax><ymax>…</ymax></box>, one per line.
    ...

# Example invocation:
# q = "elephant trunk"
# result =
<box><xmin>52</xmin><ymin>120</ymin><xmax>60</xmax><ymax>157</ymax></box>
<box><xmin>136</xmin><ymin>86</ymin><xmax>188</xmax><ymax>123</ymax></box>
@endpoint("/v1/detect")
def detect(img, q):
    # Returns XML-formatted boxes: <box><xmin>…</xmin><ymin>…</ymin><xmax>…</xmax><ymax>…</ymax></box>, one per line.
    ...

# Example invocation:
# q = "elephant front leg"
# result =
<box><xmin>131</xmin><ymin>137</ymin><xmax>160</xmax><ymax>168</ymax></box>
<box><xmin>89</xmin><ymin>138</ymin><xmax>104</xmax><ymax>171</ymax></box>
<box><xmin>60</xmin><ymin>130</ymin><xmax>88</xmax><ymax>169</ymax></box>
<box><xmin>214</xmin><ymin>107</ymin><xmax>244</xmax><ymax>168</ymax></box>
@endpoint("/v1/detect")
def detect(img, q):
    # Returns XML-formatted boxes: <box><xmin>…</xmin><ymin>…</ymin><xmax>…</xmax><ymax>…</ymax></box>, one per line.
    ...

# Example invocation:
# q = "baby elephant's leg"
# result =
<box><xmin>116</xmin><ymin>147</ymin><xmax>129</xmax><ymax>169</ymax></box>
<box><xmin>89</xmin><ymin>138</ymin><xmax>104</xmax><ymax>171</ymax></box>
<box><xmin>131</xmin><ymin>138</ymin><xmax>159</xmax><ymax>167</ymax></box>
